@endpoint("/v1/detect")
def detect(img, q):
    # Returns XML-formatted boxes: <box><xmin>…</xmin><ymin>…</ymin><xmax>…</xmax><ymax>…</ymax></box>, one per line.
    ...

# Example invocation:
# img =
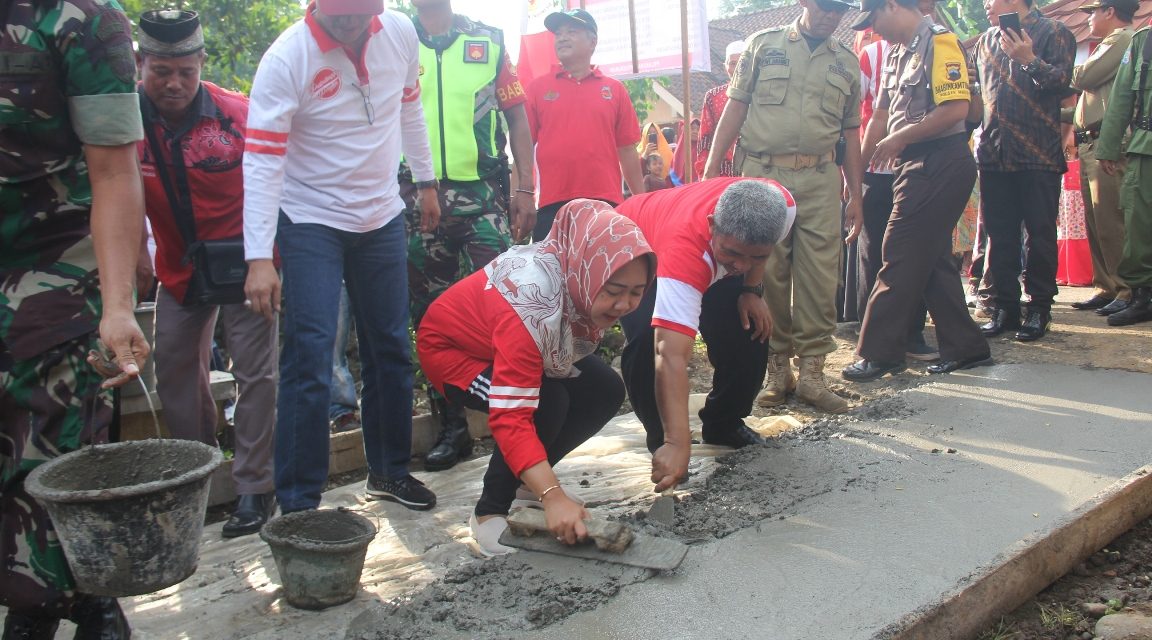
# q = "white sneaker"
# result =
<box><xmin>468</xmin><ymin>514</ymin><xmax>515</xmax><ymax>557</ymax></box>
<box><xmin>510</xmin><ymin>486</ymin><xmax>587</xmax><ymax>511</ymax></box>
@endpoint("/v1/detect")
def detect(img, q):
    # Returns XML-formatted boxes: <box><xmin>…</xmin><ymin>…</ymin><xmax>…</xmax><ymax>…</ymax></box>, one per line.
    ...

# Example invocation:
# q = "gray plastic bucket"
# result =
<box><xmin>260</xmin><ymin>508</ymin><xmax>377</xmax><ymax>610</ymax></box>
<box><xmin>24</xmin><ymin>439</ymin><xmax>223</xmax><ymax>596</ymax></box>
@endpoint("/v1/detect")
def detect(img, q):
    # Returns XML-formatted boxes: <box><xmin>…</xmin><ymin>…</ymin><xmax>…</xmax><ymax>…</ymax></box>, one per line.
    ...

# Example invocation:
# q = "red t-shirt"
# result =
<box><xmin>139</xmin><ymin>82</ymin><xmax>249</xmax><ymax>303</ymax></box>
<box><xmin>417</xmin><ymin>268</ymin><xmax>548</xmax><ymax>477</ymax></box>
<box><xmin>617</xmin><ymin>177</ymin><xmax>796</xmax><ymax>336</ymax></box>
<box><xmin>526</xmin><ymin>65</ymin><xmax>641</xmax><ymax>207</ymax></box>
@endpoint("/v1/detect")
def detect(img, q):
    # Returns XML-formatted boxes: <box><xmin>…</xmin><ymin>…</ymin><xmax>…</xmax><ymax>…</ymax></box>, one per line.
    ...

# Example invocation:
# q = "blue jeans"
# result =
<box><xmin>276</xmin><ymin>213</ymin><xmax>414</xmax><ymax>511</ymax></box>
<box><xmin>329</xmin><ymin>285</ymin><xmax>358</xmax><ymax>420</ymax></box>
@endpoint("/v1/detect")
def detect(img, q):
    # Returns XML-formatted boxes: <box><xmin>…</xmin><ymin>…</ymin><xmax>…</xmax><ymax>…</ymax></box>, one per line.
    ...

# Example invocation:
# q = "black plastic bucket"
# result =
<box><xmin>24</xmin><ymin>439</ymin><xmax>223</xmax><ymax>596</ymax></box>
<box><xmin>260</xmin><ymin>508</ymin><xmax>377</xmax><ymax>610</ymax></box>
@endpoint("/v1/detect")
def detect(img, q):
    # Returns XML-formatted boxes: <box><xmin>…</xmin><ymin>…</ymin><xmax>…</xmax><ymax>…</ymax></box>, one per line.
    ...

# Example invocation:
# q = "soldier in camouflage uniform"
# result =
<box><xmin>0</xmin><ymin>0</ymin><xmax>147</xmax><ymax>635</ymax></box>
<box><xmin>403</xmin><ymin>0</ymin><xmax>535</xmax><ymax>472</ymax></box>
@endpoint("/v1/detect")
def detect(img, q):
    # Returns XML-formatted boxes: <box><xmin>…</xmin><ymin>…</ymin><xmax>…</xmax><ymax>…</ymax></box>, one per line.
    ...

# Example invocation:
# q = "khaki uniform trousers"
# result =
<box><xmin>741</xmin><ymin>154</ymin><xmax>843</xmax><ymax>357</ymax></box>
<box><xmin>1079</xmin><ymin>142</ymin><xmax>1130</xmax><ymax>299</ymax></box>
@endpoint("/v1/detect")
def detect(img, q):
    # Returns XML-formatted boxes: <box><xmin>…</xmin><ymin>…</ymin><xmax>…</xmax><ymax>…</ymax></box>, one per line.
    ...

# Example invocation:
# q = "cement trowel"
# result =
<box><xmin>498</xmin><ymin>509</ymin><xmax>688</xmax><ymax>571</ymax></box>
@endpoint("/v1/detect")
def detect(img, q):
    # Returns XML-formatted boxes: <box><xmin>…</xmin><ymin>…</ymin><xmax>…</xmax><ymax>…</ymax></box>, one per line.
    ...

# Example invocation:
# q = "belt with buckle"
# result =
<box><xmin>743</xmin><ymin>150</ymin><xmax>835</xmax><ymax>169</ymax></box>
<box><xmin>1075</xmin><ymin>128</ymin><xmax>1100</xmax><ymax>145</ymax></box>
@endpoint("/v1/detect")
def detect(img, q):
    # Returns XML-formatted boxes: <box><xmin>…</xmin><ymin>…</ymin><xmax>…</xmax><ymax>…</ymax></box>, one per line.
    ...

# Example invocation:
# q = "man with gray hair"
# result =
<box><xmin>617</xmin><ymin>178</ymin><xmax>796</xmax><ymax>491</ymax></box>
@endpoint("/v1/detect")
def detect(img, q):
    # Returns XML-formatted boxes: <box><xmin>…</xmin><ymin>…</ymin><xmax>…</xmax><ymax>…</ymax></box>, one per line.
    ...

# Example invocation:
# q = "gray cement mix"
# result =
<box><xmin>348</xmin><ymin>364</ymin><xmax>1152</xmax><ymax>640</ymax></box>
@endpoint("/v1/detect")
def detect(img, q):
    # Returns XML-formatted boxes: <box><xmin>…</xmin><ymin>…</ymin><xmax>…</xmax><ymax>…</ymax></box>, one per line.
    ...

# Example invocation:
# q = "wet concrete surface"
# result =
<box><xmin>494</xmin><ymin>364</ymin><xmax>1152</xmax><ymax>640</ymax></box>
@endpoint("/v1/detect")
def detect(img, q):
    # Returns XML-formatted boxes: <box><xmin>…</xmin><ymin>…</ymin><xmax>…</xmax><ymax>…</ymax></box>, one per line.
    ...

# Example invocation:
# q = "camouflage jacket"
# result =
<box><xmin>0</xmin><ymin>0</ymin><xmax>139</xmax><ymax>361</ymax></box>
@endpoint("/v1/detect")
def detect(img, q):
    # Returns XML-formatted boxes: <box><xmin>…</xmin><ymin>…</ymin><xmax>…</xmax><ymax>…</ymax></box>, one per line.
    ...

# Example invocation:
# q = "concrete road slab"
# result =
<box><xmin>526</xmin><ymin>364</ymin><xmax>1152</xmax><ymax>640</ymax></box>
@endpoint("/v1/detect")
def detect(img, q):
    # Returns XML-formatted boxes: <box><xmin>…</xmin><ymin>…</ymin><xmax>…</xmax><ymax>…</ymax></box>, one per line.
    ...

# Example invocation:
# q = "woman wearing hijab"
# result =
<box><xmin>417</xmin><ymin>200</ymin><xmax>655</xmax><ymax>556</ymax></box>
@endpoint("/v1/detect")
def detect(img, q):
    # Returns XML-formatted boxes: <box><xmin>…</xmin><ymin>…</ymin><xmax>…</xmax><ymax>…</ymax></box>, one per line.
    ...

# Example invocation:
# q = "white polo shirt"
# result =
<box><xmin>243</xmin><ymin>8</ymin><xmax>435</xmax><ymax>260</ymax></box>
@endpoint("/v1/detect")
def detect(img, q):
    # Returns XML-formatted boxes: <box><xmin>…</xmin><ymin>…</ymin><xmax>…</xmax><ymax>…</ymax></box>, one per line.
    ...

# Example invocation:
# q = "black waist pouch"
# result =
<box><xmin>184</xmin><ymin>237</ymin><xmax>248</xmax><ymax>306</ymax></box>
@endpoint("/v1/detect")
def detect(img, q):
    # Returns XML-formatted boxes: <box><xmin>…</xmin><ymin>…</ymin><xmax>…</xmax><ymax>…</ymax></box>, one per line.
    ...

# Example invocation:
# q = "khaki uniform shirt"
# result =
<box><xmin>879</xmin><ymin>18</ymin><xmax>970</xmax><ymax>140</ymax></box>
<box><xmin>727</xmin><ymin>20</ymin><xmax>861</xmax><ymax>156</ymax></box>
<box><xmin>1071</xmin><ymin>25</ymin><xmax>1135</xmax><ymax>130</ymax></box>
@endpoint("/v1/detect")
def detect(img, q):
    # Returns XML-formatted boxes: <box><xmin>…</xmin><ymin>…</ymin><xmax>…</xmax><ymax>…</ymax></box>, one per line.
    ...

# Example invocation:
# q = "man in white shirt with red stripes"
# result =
<box><xmin>242</xmin><ymin>0</ymin><xmax>441</xmax><ymax>514</ymax></box>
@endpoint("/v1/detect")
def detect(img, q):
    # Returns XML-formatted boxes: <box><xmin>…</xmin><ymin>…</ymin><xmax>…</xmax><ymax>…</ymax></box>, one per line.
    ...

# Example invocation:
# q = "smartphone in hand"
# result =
<box><xmin>998</xmin><ymin>12</ymin><xmax>1021</xmax><ymax>36</ymax></box>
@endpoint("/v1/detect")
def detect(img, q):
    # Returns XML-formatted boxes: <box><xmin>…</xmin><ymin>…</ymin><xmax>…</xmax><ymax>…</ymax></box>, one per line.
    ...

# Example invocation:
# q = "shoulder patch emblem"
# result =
<box><xmin>946</xmin><ymin>61</ymin><xmax>962</xmax><ymax>81</ymax></box>
<box><xmin>930</xmin><ymin>23</ymin><xmax>949</xmax><ymax>35</ymax></box>
<box><xmin>311</xmin><ymin>67</ymin><xmax>341</xmax><ymax>100</ymax></box>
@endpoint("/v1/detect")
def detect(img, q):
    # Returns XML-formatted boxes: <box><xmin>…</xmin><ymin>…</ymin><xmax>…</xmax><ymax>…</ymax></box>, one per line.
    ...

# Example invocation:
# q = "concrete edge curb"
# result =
<box><xmin>875</xmin><ymin>465</ymin><xmax>1152</xmax><ymax>640</ymax></box>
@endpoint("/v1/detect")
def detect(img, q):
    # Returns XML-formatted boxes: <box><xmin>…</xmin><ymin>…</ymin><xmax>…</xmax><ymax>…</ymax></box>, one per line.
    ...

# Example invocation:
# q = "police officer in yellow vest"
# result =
<box><xmin>704</xmin><ymin>0</ymin><xmax>864</xmax><ymax>413</ymax></box>
<box><xmin>405</xmin><ymin>0</ymin><xmax>535</xmax><ymax>470</ymax></box>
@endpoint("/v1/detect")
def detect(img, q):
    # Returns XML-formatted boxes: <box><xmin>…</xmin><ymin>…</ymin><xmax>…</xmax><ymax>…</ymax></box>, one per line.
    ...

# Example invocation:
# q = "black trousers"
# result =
<box><xmin>858</xmin><ymin>138</ymin><xmax>987</xmax><ymax>362</ymax></box>
<box><xmin>979</xmin><ymin>170</ymin><xmax>1062</xmax><ymax>312</ymax></box>
<box><xmin>448</xmin><ymin>355</ymin><xmax>624</xmax><ymax>517</ymax></box>
<box><xmin>533</xmin><ymin>198</ymin><xmax>621</xmax><ymax>242</ymax></box>
<box><xmin>619</xmin><ymin>276</ymin><xmax>768</xmax><ymax>453</ymax></box>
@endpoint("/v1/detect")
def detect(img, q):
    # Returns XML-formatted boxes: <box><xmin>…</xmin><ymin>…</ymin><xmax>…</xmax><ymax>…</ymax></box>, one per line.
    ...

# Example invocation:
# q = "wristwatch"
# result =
<box><xmin>740</xmin><ymin>283</ymin><xmax>765</xmax><ymax>296</ymax></box>
<box><xmin>414</xmin><ymin>179</ymin><xmax>439</xmax><ymax>190</ymax></box>
<box><xmin>1020</xmin><ymin>59</ymin><xmax>1039</xmax><ymax>74</ymax></box>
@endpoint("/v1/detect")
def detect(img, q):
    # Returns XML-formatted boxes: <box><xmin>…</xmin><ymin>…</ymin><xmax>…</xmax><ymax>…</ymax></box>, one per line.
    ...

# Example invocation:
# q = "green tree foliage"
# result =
<box><xmin>624</xmin><ymin>78</ymin><xmax>656</xmax><ymax>122</ymax></box>
<box><xmin>121</xmin><ymin>0</ymin><xmax>303</xmax><ymax>93</ymax></box>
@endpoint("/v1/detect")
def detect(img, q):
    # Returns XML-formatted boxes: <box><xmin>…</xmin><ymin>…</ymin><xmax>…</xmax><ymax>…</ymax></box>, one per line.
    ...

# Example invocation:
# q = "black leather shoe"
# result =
<box><xmin>841</xmin><ymin>359</ymin><xmax>906</xmax><ymax>382</ymax></box>
<box><xmin>702</xmin><ymin>423</ymin><xmax>766</xmax><ymax>448</ymax></box>
<box><xmin>1015</xmin><ymin>310</ymin><xmax>1051</xmax><ymax>342</ymax></box>
<box><xmin>1096</xmin><ymin>297</ymin><xmax>1131</xmax><ymax>316</ymax></box>
<box><xmin>1071</xmin><ymin>294</ymin><xmax>1114</xmax><ymax>310</ymax></box>
<box><xmin>927</xmin><ymin>352</ymin><xmax>994</xmax><ymax>374</ymax></box>
<box><xmin>1107</xmin><ymin>287</ymin><xmax>1152</xmax><ymax>326</ymax></box>
<box><xmin>222</xmin><ymin>492</ymin><xmax>277</xmax><ymax>539</ymax></box>
<box><xmin>69</xmin><ymin>595</ymin><xmax>130</xmax><ymax>640</ymax></box>
<box><xmin>980</xmin><ymin>307</ymin><xmax>1020</xmax><ymax>337</ymax></box>
<box><xmin>3</xmin><ymin>610</ymin><xmax>60</xmax><ymax>640</ymax></box>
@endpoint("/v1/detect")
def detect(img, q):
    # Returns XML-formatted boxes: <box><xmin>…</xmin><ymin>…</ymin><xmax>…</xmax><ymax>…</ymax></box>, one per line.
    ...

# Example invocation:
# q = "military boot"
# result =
<box><xmin>795</xmin><ymin>355</ymin><xmax>849</xmax><ymax>414</ymax></box>
<box><xmin>755</xmin><ymin>352</ymin><xmax>796</xmax><ymax>407</ymax></box>
<box><xmin>2</xmin><ymin>610</ymin><xmax>60</xmax><ymax>640</ymax></box>
<box><xmin>424</xmin><ymin>396</ymin><xmax>473</xmax><ymax>472</ymax></box>
<box><xmin>69</xmin><ymin>594</ymin><xmax>130</xmax><ymax>640</ymax></box>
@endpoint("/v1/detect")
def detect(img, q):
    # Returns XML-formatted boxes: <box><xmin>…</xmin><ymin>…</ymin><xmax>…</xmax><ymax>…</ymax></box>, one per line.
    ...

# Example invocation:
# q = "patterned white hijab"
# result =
<box><xmin>484</xmin><ymin>199</ymin><xmax>654</xmax><ymax>378</ymax></box>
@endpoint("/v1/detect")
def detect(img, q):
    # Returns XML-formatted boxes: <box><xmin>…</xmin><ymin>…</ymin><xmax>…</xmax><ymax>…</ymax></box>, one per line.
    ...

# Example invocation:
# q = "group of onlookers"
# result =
<box><xmin>4</xmin><ymin>0</ymin><xmax>1151</xmax><ymax>635</ymax></box>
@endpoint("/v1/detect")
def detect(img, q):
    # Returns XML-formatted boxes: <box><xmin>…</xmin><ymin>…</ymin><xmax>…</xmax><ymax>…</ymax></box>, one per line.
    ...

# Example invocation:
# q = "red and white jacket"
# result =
<box><xmin>242</xmin><ymin>8</ymin><xmax>435</xmax><ymax>260</ymax></box>
<box><xmin>417</xmin><ymin>268</ymin><xmax>549</xmax><ymax>477</ymax></box>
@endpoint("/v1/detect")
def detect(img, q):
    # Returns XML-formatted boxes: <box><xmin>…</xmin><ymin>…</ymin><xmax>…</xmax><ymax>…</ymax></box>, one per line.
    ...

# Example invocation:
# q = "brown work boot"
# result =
<box><xmin>755</xmin><ymin>352</ymin><xmax>796</xmax><ymax>407</ymax></box>
<box><xmin>795</xmin><ymin>355</ymin><xmax>849</xmax><ymax>414</ymax></box>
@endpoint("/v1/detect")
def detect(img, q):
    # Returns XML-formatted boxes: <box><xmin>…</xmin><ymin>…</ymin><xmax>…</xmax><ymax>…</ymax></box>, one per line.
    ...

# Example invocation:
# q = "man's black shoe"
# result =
<box><xmin>702</xmin><ymin>423</ymin><xmax>766</xmax><ymax>449</ymax></box>
<box><xmin>927</xmin><ymin>352</ymin><xmax>994</xmax><ymax>374</ymax></box>
<box><xmin>3</xmin><ymin>610</ymin><xmax>60</xmax><ymax>640</ymax></box>
<box><xmin>1107</xmin><ymin>287</ymin><xmax>1152</xmax><ymax>326</ymax></box>
<box><xmin>1071</xmin><ymin>294</ymin><xmax>1114</xmax><ymax>310</ymax></box>
<box><xmin>980</xmin><ymin>307</ymin><xmax>1020</xmax><ymax>337</ymax></box>
<box><xmin>365</xmin><ymin>473</ymin><xmax>436</xmax><ymax>510</ymax></box>
<box><xmin>222</xmin><ymin>491</ymin><xmax>277</xmax><ymax>539</ymax></box>
<box><xmin>841</xmin><ymin>359</ymin><xmax>906</xmax><ymax>382</ymax></box>
<box><xmin>1095</xmin><ymin>297</ymin><xmax>1131</xmax><ymax>316</ymax></box>
<box><xmin>1015</xmin><ymin>310</ymin><xmax>1051</xmax><ymax>342</ymax></box>
<box><xmin>69</xmin><ymin>595</ymin><xmax>130</xmax><ymax>640</ymax></box>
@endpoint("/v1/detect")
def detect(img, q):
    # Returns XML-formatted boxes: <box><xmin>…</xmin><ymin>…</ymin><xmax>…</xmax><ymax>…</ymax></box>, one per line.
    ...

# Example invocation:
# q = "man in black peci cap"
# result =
<box><xmin>135</xmin><ymin>9</ymin><xmax>280</xmax><ymax>539</ymax></box>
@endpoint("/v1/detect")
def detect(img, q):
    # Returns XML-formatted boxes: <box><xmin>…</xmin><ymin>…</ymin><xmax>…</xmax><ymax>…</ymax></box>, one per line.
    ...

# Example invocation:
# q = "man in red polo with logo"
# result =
<box><xmin>525</xmin><ymin>8</ymin><xmax>646</xmax><ymax>240</ymax></box>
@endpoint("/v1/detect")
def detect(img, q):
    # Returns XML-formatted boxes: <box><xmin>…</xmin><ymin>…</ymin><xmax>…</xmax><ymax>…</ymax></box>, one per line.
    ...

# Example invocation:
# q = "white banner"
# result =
<box><xmin>580</xmin><ymin>0</ymin><xmax>711</xmax><ymax>79</ymax></box>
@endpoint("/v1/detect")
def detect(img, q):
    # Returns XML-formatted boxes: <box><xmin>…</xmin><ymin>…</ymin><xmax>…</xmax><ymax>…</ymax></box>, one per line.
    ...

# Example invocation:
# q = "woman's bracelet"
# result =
<box><xmin>540</xmin><ymin>484</ymin><xmax>562</xmax><ymax>500</ymax></box>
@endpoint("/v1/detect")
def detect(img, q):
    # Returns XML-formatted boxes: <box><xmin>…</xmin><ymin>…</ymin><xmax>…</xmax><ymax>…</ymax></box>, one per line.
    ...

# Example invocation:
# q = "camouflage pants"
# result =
<box><xmin>403</xmin><ymin>175</ymin><xmax>512</xmax><ymax>326</ymax></box>
<box><xmin>0</xmin><ymin>332</ymin><xmax>111</xmax><ymax>614</ymax></box>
